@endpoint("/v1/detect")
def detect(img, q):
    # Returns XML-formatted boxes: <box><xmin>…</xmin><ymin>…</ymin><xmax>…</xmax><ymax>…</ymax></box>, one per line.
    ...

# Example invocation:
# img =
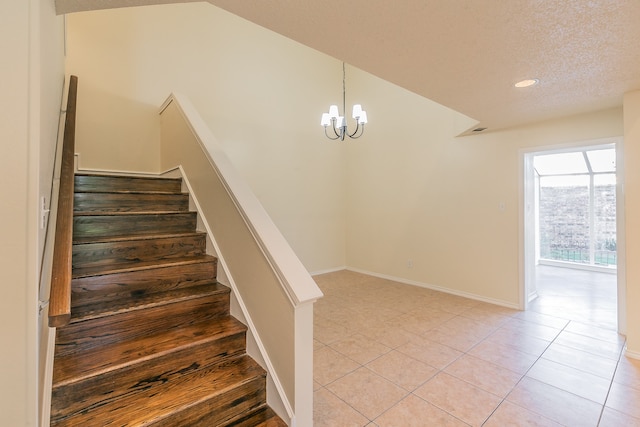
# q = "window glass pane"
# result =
<box><xmin>586</xmin><ymin>149</ymin><xmax>616</xmax><ymax>173</ymax></box>
<box><xmin>594</xmin><ymin>173</ymin><xmax>616</xmax><ymax>186</ymax></box>
<box><xmin>534</xmin><ymin>152</ymin><xmax>588</xmax><ymax>175</ymax></box>
<box><xmin>538</xmin><ymin>177</ymin><xmax>590</xmax><ymax>264</ymax></box>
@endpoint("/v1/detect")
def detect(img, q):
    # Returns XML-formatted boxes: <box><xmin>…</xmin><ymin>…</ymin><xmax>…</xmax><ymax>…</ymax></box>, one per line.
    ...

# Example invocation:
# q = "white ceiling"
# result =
<box><xmin>57</xmin><ymin>0</ymin><xmax>640</xmax><ymax>132</ymax></box>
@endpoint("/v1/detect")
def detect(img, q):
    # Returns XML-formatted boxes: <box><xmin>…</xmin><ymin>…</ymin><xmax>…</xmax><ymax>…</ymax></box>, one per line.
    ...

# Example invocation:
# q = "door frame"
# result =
<box><xmin>519</xmin><ymin>137</ymin><xmax>626</xmax><ymax>334</ymax></box>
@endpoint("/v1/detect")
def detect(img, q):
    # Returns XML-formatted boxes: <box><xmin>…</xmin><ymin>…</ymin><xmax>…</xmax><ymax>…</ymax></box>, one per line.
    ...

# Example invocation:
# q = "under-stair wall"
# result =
<box><xmin>159</xmin><ymin>93</ymin><xmax>323</xmax><ymax>426</ymax></box>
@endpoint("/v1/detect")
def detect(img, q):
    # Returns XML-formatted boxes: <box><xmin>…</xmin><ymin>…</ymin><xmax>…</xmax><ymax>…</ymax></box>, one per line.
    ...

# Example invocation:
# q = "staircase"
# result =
<box><xmin>50</xmin><ymin>173</ymin><xmax>287</xmax><ymax>426</ymax></box>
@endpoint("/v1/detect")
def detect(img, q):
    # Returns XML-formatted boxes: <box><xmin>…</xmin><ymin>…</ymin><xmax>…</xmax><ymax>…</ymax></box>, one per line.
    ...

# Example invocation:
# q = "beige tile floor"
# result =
<box><xmin>312</xmin><ymin>269</ymin><xmax>640</xmax><ymax>427</ymax></box>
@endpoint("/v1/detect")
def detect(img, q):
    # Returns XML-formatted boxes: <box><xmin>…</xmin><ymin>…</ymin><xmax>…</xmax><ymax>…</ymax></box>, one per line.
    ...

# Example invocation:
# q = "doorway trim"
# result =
<box><xmin>519</xmin><ymin>136</ymin><xmax>626</xmax><ymax>334</ymax></box>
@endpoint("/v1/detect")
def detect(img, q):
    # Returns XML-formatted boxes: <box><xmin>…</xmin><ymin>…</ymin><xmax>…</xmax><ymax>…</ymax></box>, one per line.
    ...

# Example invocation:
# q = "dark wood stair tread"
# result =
<box><xmin>72</xmin><ymin>233</ymin><xmax>207</xmax><ymax>270</ymax></box>
<box><xmin>50</xmin><ymin>355</ymin><xmax>267</xmax><ymax>427</ymax></box>
<box><xmin>70</xmin><ymin>283</ymin><xmax>228</xmax><ymax>323</ymax></box>
<box><xmin>74</xmin><ymin>210</ymin><xmax>191</xmax><ymax>216</ymax></box>
<box><xmin>75</xmin><ymin>190</ymin><xmax>187</xmax><ymax>196</ymax></box>
<box><xmin>72</xmin><ymin>254</ymin><xmax>216</xmax><ymax>278</ymax></box>
<box><xmin>75</xmin><ymin>189</ymin><xmax>184</xmax><ymax>195</ymax></box>
<box><xmin>74</xmin><ymin>193</ymin><xmax>189</xmax><ymax>213</ymax></box>
<box><xmin>73</xmin><ymin>213</ymin><xmax>197</xmax><ymax>240</ymax></box>
<box><xmin>74</xmin><ymin>174</ymin><xmax>183</xmax><ymax>195</ymax></box>
<box><xmin>75</xmin><ymin>173</ymin><xmax>182</xmax><ymax>180</ymax></box>
<box><xmin>53</xmin><ymin>315</ymin><xmax>247</xmax><ymax>387</ymax></box>
<box><xmin>73</xmin><ymin>231</ymin><xmax>206</xmax><ymax>245</ymax></box>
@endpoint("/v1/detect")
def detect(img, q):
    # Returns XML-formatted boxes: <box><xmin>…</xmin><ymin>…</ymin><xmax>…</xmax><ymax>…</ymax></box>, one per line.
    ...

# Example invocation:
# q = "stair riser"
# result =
<box><xmin>227</xmin><ymin>406</ymin><xmax>283</xmax><ymax>427</ymax></box>
<box><xmin>72</xmin><ymin>234</ymin><xmax>207</xmax><ymax>269</ymax></box>
<box><xmin>71</xmin><ymin>261</ymin><xmax>217</xmax><ymax>306</ymax></box>
<box><xmin>74</xmin><ymin>192</ymin><xmax>189</xmax><ymax>212</ymax></box>
<box><xmin>73</xmin><ymin>212</ymin><xmax>197</xmax><ymax>239</ymax></box>
<box><xmin>56</xmin><ymin>293</ymin><xmax>230</xmax><ymax>356</ymax></box>
<box><xmin>75</xmin><ymin>175</ymin><xmax>182</xmax><ymax>194</ymax></box>
<box><xmin>51</xmin><ymin>332</ymin><xmax>247</xmax><ymax>423</ymax></box>
<box><xmin>152</xmin><ymin>378</ymin><xmax>266</xmax><ymax>427</ymax></box>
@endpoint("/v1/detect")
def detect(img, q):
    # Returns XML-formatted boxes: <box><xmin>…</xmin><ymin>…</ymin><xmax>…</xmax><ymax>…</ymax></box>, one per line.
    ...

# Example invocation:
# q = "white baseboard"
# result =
<box><xmin>624</xmin><ymin>346</ymin><xmax>640</xmax><ymax>360</ymax></box>
<box><xmin>309</xmin><ymin>266</ymin><xmax>347</xmax><ymax>276</ymax></box>
<box><xmin>40</xmin><ymin>324</ymin><xmax>56</xmax><ymax>427</ymax></box>
<box><xmin>74</xmin><ymin>154</ymin><xmax>166</xmax><ymax>177</ymax></box>
<box><xmin>345</xmin><ymin>267</ymin><xmax>520</xmax><ymax>310</ymax></box>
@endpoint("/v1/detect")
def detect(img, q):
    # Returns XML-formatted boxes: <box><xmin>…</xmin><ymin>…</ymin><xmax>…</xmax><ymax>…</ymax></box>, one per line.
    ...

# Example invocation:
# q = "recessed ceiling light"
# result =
<box><xmin>515</xmin><ymin>79</ymin><xmax>539</xmax><ymax>88</ymax></box>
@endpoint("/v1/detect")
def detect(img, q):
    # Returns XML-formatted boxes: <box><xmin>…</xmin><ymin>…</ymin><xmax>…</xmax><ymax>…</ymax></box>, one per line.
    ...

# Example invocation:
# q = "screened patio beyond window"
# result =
<box><xmin>534</xmin><ymin>147</ymin><xmax>617</xmax><ymax>269</ymax></box>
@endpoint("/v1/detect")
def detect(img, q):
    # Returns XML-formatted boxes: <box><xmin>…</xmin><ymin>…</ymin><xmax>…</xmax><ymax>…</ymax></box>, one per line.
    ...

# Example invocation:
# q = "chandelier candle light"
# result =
<box><xmin>320</xmin><ymin>62</ymin><xmax>368</xmax><ymax>141</ymax></box>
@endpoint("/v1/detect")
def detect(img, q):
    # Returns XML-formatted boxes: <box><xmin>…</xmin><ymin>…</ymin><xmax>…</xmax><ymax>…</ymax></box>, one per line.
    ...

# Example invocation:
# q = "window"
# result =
<box><xmin>535</xmin><ymin>147</ymin><xmax>616</xmax><ymax>267</ymax></box>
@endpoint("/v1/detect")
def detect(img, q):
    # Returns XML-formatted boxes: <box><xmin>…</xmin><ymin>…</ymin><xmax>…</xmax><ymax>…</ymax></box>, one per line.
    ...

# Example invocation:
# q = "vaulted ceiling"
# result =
<box><xmin>56</xmin><ymin>0</ymin><xmax>640</xmax><ymax>132</ymax></box>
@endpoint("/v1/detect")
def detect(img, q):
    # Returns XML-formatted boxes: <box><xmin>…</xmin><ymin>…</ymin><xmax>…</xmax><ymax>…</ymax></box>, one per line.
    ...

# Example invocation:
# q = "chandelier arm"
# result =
<box><xmin>347</xmin><ymin>121</ymin><xmax>360</xmax><ymax>138</ymax></box>
<box><xmin>347</xmin><ymin>123</ymin><xmax>365</xmax><ymax>139</ymax></box>
<box><xmin>324</xmin><ymin>126</ymin><xmax>340</xmax><ymax>140</ymax></box>
<box><xmin>331</xmin><ymin>119</ymin><xmax>343</xmax><ymax>139</ymax></box>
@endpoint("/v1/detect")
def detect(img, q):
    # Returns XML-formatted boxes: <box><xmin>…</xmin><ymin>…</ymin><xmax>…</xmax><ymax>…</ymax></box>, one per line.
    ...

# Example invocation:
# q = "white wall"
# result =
<box><xmin>0</xmin><ymin>1</ymin><xmax>33</xmax><ymax>424</ymax></box>
<box><xmin>0</xmin><ymin>0</ymin><xmax>65</xmax><ymax>425</ymax></box>
<box><xmin>345</xmin><ymin>67</ymin><xmax>623</xmax><ymax>307</ymax></box>
<box><xmin>65</xmin><ymin>3</ymin><xmax>347</xmax><ymax>273</ymax></box>
<box><xmin>38</xmin><ymin>2</ymin><xmax>66</xmax><ymax>261</ymax></box>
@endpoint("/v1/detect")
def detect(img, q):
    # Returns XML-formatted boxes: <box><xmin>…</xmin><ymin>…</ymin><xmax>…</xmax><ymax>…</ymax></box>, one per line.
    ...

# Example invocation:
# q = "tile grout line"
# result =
<box><xmin>595</xmin><ymin>336</ymin><xmax>628</xmax><ymax>426</ymax></box>
<box><xmin>479</xmin><ymin>316</ymin><xmax>570</xmax><ymax>426</ymax></box>
<box><xmin>316</xmin><ymin>384</ymin><xmax>372</xmax><ymax>425</ymax></box>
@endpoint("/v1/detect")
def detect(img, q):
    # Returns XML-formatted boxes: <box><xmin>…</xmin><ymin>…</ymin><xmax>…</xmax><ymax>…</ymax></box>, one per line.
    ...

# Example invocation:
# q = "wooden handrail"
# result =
<box><xmin>48</xmin><ymin>75</ymin><xmax>78</xmax><ymax>327</ymax></box>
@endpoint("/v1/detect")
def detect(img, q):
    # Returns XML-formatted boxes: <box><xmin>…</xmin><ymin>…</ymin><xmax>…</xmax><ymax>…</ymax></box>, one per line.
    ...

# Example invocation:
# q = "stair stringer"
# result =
<box><xmin>161</xmin><ymin>165</ymin><xmax>293</xmax><ymax>424</ymax></box>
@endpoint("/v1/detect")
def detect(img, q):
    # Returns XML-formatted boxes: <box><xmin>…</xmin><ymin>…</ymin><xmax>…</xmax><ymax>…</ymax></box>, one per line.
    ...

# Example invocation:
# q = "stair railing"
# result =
<box><xmin>48</xmin><ymin>75</ymin><xmax>78</xmax><ymax>327</ymax></box>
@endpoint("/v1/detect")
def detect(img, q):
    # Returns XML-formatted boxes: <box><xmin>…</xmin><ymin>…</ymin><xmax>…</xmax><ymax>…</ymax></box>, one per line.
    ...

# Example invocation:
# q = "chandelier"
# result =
<box><xmin>320</xmin><ymin>62</ymin><xmax>368</xmax><ymax>141</ymax></box>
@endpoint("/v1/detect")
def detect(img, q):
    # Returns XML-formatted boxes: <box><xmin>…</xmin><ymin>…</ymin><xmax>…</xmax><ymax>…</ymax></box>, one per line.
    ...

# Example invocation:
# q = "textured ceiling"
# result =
<box><xmin>57</xmin><ymin>0</ymin><xmax>640</xmax><ymax>132</ymax></box>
